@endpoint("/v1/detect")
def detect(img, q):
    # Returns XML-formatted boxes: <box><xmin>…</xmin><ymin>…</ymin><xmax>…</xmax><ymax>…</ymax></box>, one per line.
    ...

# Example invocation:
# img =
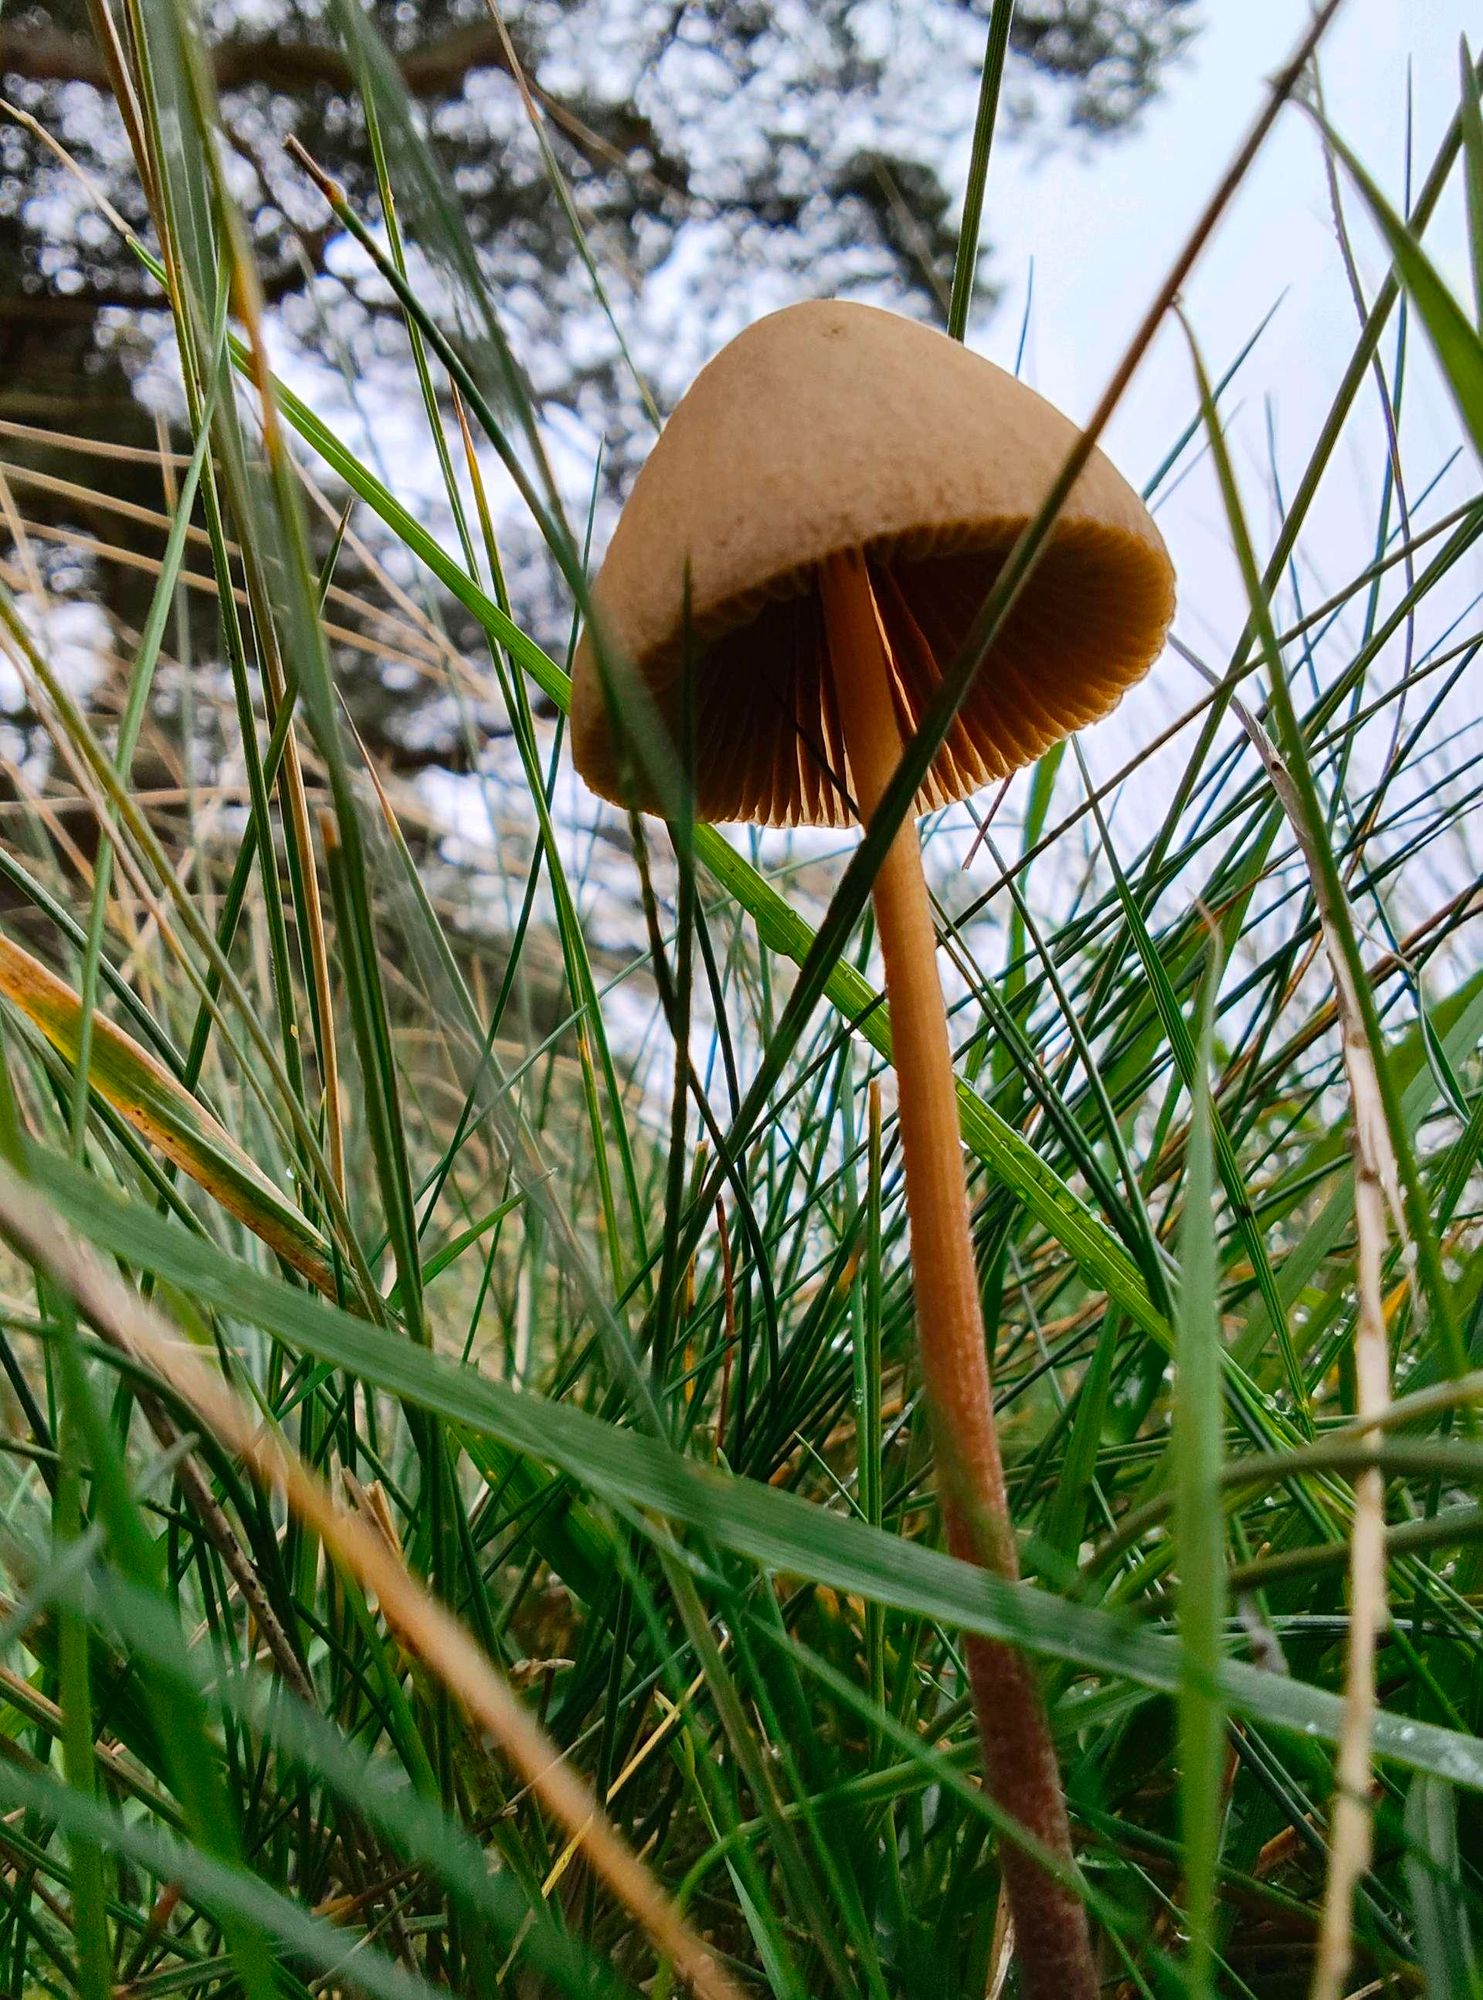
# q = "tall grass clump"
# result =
<box><xmin>0</xmin><ymin>3</ymin><xmax>1480</xmax><ymax>1996</ymax></box>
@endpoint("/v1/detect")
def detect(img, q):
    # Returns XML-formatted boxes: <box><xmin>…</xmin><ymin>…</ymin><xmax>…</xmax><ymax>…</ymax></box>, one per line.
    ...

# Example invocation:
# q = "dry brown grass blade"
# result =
<box><xmin>0</xmin><ymin>454</ymin><xmax>447</xmax><ymax>668</ymax></box>
<box><xmin>0</xmin><ymin>1162</ymin><xmax>745</xmax><ymax>2000</ymax></box>
<box><xmin>3</xmin><ymin>517</ymin><xmax>441</xmax><ymax>673</ymax></box>
<box><xmin>1223</xmin><ymin>695</ymin><xmax>1399</xmax><ymax>2000</ymax></box>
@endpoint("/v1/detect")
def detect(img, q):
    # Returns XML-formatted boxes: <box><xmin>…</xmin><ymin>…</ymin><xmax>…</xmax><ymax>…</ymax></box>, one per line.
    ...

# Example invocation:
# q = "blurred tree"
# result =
<box><xmin>0</xmin><ymin>0</ymin><xmax>1194</xmax><ymax>768</ymax></box>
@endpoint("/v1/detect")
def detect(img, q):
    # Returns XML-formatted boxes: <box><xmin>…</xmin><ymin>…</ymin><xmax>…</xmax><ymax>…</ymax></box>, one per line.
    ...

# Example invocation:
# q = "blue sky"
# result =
<box><xmin>937</xmin><ymin>2</ymin><xmax>1482</xmax><ymax>815</ymax></box>
<box><xmin>979</xmin><ymin>2</ymin><xmax>1472</xmax><ymax>421</ymax></box>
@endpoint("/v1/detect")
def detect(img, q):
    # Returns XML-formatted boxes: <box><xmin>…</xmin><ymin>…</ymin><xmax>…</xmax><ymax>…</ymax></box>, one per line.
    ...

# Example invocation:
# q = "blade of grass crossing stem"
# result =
<box><xmin>947</xmin><ymin>0</ymin><xmax>1015</xmax><ymax>341</ymax></box>
<box><xmin>1175</xmin><ymin>951</ymin><xmax>1228</xmax><ymax>2000</ymax></box>
<box><xmin>29</xmin><ymin>1151</ymin><xmax>1483</xmax><ymax>1795</ymax></box>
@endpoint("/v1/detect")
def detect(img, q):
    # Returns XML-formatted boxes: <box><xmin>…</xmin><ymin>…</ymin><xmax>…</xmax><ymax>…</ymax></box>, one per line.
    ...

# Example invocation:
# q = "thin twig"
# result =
<box><xmin>1218</xmin><ymin>684</ymin><xmax>1400</xmax><ymax>2000</ymax></box>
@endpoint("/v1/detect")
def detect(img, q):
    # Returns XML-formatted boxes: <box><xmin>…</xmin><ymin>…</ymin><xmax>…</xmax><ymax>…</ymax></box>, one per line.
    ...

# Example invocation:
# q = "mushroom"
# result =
<box><xmin>572</xmin><ymin>299</ymin><xmax>1175</xmax><ymax>2000</ymax></box>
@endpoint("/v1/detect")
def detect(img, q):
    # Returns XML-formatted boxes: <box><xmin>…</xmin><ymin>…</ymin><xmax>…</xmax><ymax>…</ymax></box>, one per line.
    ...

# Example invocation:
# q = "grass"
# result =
<box><xmin>0</xmin><ymin>2</ymin><xmax>1480</xmax><ymax>1995</ymax></box>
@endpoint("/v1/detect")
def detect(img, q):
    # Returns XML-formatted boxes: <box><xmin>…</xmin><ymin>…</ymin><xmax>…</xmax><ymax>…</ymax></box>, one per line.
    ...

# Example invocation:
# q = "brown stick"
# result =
<box><xmin>821</xmin><ymin>548</ymin><xmax>1095</xmax><ymax>2000</ymax></box>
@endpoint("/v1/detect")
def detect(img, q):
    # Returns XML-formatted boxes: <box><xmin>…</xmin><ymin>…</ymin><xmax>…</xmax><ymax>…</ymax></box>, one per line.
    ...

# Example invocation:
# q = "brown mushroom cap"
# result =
<box><xmin>571</xmin><ymin>299</ymin><xmax>1176</xmax><ymax>828</ymax></box>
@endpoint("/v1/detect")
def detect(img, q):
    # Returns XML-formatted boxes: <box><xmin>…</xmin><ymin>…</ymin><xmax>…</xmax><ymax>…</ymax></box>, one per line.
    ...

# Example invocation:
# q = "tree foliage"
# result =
<box><xmin>3</xmin><ymin>0</ymin><xmax>1194</xmax><ymax>408</ymax></box>
<box><xmin>0</xmin><ymin>0</ymin><xmax>1194</xmax><ymax>766</ymax></box>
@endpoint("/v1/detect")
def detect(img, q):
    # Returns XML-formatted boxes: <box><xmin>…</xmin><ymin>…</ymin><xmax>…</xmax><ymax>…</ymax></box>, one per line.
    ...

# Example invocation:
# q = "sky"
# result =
<box><xmin>976</xmin><ymin>1</ymin><xmax>1472</xmax><ymax>429</ymax></box>
<box><xmin>972</xmin><ymin>0</ymin><xmax>1477</xmax><ymax>667</ymax></box>
<box><xmin>833</xmin><ymin>0</ymin><xmax>1481</xmax><ymax>864</ymax></box>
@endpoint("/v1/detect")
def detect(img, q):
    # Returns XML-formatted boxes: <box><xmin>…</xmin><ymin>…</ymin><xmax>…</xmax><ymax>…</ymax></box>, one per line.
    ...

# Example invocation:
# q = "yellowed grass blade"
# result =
<box><xmin>0</xmin><ymin>931</ymin><xmax>334</xmax><ymax>1294</ymax></box>
<box><xmin>0</xmin><ymin>1163</ymin><xmax>744</xmax><ymax>2000</ymax></box>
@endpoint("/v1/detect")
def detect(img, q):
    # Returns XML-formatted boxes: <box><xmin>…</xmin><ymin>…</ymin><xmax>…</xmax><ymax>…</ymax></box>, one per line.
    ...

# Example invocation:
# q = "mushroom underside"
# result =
<box><xmin>662</xmin><ymin>528</ymin><xmax>1172</xmax><ymax>827</ymax></box>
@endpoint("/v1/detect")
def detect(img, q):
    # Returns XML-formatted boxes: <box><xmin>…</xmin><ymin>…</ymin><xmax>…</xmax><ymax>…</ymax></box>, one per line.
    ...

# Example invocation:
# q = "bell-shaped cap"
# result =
<box><xmin>571</xmin><ymin>299</ymin><xmax>1175</xmax><ymax>827</ymax></box>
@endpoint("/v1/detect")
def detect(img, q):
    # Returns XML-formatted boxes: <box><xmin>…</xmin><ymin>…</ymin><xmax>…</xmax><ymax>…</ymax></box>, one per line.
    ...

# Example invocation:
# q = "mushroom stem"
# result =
<box><xmin>820</xmin><ymin>548</ymin><xmax>1096</xmax><ymax>2000</ymax></box>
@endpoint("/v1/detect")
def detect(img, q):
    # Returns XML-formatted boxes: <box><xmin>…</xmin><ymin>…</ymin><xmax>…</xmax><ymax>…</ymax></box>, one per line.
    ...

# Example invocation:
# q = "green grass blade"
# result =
<box><xmin>947</xmin><ymin>0</ymin><xmax>1015</xmax><ymax>341</ymax></box>
<box><xmin>27</xmin><ymin>1152</ymin><xmax>1483</xmax><ymax>1795</ymax></box>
